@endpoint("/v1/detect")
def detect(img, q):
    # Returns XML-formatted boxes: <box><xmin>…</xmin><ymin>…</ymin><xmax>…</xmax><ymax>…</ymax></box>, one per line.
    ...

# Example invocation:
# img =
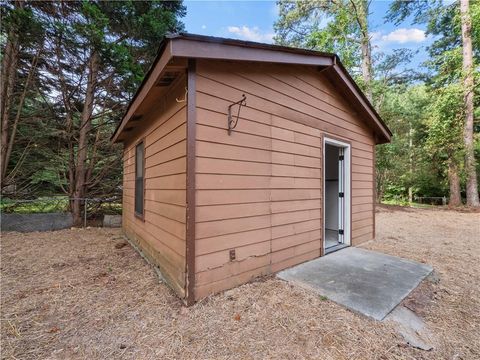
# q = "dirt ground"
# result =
<box><xmin>1</xmin><ymin>206</ymin><xmax>479</xmax><ymax>359</ymax></box>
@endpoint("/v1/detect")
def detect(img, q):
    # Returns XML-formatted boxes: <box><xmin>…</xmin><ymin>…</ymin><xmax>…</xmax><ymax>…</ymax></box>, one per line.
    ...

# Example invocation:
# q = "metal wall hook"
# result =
<box><xmin>227</xmin><ymin>94</ymin><xmax>247</xmax><ymax>135</ymax></box>
<box><xmin>176</xmin><ymin>87</ymin><xmax>188</xmax><ymax>103</ymax></box>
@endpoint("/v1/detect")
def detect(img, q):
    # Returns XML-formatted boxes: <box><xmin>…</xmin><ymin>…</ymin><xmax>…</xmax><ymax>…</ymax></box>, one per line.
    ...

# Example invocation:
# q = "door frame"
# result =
<box><xmin>322</xmin><ymin>136</ymin><xmax>351</xmax><ymax>254</ymax></box>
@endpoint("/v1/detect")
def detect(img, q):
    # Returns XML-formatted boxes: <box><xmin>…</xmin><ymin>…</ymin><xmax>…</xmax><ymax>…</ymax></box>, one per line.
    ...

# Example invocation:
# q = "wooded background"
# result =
<box><xmin>1</xmin><ymin>0</ymin><xmax>479</xmax><ymax>225</ymax></box>
<box><xmin>275</xmin><ymin>0</ymin><xmax>479</xmax><ymax>208</ymax></box>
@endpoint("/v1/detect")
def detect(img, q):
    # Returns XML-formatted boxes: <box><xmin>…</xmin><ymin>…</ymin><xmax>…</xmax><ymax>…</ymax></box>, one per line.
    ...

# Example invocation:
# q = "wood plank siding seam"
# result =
<box><xmin>197</xmin><ymin>235</ymin><xmax>322</xmax><ymax>259</ymax></box>
<box><xmin>194</xmin><ymin>139</ymin><xmax>373</xmax><ymax>162</ymax></box>
<box><xmin>196</xmin><ymin>97</ymin><xmax>321</xmax><ymax>137</ymax></box>
<box><xmin>195</xmin><ymin>121</ymin><xmax>327</xmax><ymax>151</ymax></box>
<box><xmin>195</xmin><ymin>220</ymin><xmax>322</xmax><ymax>242</ymax></box>
<box><xmin>195</xmin><ymin>155</ymin><xmax>321</xmax><ymax>169</ymax></box>
<box><xmin>195</xmin><ymin>75</ymin><xmax>374</xmax><ymax>143</ymax></box>
<box><xmin>195</xmin><ymin>207</ymin><xmax>322</xmax><ymax>224</ymax></box>
<box><xmin>195</xmin><ymin>104</ymin><xmax>375</xmax><ymax>152</ymax></box>
<box><xmin>194</xmin><ymin>68</ymin><xmax>373</xmax><ymax>138</ymax></box>
<box><xmin>144</xmin><ymin>156</ymin><xmax>187</xmax><ymax>171</ymax></box>
<box><xmin>238</xmin><ymin>63</ymin><xmax>358</xmax><ymax>117</ymax></box>
<box><xmin>196</xmin><ymin>126</ymin><xmax>373</xmax><ymax>161</ymax></box>
<box><xmin>216</xmin><ymin>68</ymin><xmax>364</xmax><ymax>128</ymax></box>
<box><xmin>144</xmin><ymin>109</ymin><xmax>186</xmax><ymax>152</ymax></box>
<box><xmin>211</xmin><ymin>68</ymin><xmax>360</xmax><ymax>125</ymax></box>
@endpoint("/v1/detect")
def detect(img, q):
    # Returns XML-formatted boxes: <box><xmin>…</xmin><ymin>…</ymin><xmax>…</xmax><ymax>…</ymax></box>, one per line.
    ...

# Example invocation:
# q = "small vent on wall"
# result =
<box><xmin>156</xmin><ymin>71</ymin><xmax>179</xmax><ymax>87</ymax></box>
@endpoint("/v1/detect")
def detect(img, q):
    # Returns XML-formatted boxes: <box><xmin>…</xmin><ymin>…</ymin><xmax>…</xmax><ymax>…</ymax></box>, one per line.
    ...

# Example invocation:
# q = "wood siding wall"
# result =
<box><xmin>123</xmin><ymin>77</ymin><xmax>188</xmax><ymax>298</ymax></box>
<box><xmin>193</xmin><ymin>60</ymin><xmax>375</xmax><ymax>299</ymax></box>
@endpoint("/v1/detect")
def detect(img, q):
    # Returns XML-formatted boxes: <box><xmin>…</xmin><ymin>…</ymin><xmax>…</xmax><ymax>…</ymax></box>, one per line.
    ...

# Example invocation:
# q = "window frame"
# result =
<box><xmin>134</xmin><ymin>139</ymin><xmax>145</xmax><ymax>220</ymax></box>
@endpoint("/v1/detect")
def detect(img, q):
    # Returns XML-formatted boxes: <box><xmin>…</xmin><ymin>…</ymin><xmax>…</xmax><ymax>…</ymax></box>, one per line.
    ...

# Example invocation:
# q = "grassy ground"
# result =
<box><xmin>1</xmin><ymin>206</ymin><xmax>479</xmax><ymax>359</ymax></box>
<box><xmin>0</xmin><ymin>197</ymin><xmax>70</xmax><ymax>214</ymax></box>
<box><xmin>0</xmin><ymin>197</ymin><xmax>121</xmax><ymax>215</ymax></box>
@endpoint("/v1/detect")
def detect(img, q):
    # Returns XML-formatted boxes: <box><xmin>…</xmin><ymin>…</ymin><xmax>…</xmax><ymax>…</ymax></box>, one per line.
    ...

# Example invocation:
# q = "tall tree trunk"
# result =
<box><xmin>3</xmin><ymin>48</ymin><xmax>41</xmax><ymax>185</ymax></box>
<box><xmin>408</xmin><ymin>124</ymin><xmax>414</xmax><ymax>203</ymax></box>
<box><xmin>355</xmin><ymin>0</ymin><xmax>373</xmax><ymax>104</ymax></box>
<box><xmin>460</xmin><ymin>0</ymin><xmax>479</xmax><ymax>207</ymax></box>
<box><xmin>54</xmin><ymin>36</ymin><xmax>75</xmax><ymax>199</ymax></box>
<box><xmin>0</xmin><ymin>9</ymin><xmax>21</xmax><ymax>187</ymax></box>
<box><xmin>448</xmin><ymin>158</ymin><xmax>462</xmax><ymax>207</ymax></box>
<box><xmin>72</xmin><ymin>52</ymin><xmax>99</xmax><ymax>226</ymax></box>
<box><xmin>376</xmin><ymin>171</ymin><xmax>384</xmax><ymax>203</ymax></box>
<box><xmin>360</xmin><ymin>37</ymin><xmax>373</xmax><ymax>103</ymax></box>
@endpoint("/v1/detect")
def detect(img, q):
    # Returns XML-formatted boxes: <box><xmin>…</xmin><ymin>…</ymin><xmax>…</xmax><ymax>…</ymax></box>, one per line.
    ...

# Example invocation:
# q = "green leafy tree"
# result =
<box><xmin>387</xmin><ymin>0</ymin><xmax>480</xmax><ymax>206</ymax></box>
<box><xmin>274</xmin><ymin>0</ymin><xmax>427</xmax><ymax>205</ymax></box>
<box><xmin>376</xmin><ymin>85</ymin><xmax>432</xmax><ymax>202</ymax></box>
<box><xmin>275</xmin><ymin>0</ymin><xmax>374</xmax><ymax>101</ymax></box>
<box><xmin>1</xmin><ymin>1</ymin><xmax>185</xmax><ymax>224</ymax></box>
<box><xmin>0</xmin><ymin>0</ymin><xmax>45</xmax><ymax>188</ymax></box>
<box><xmin>425</xmin><ymin>85</ymin><xmax>465</xmax><ymax>206</ymax></box>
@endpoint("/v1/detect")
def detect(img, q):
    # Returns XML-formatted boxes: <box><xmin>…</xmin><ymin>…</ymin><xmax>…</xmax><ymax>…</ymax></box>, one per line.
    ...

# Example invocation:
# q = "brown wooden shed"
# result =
<box><xmin>112</xmin><ymin>33</ymin><xmax>392</xmax><ymax>305</ymax></box>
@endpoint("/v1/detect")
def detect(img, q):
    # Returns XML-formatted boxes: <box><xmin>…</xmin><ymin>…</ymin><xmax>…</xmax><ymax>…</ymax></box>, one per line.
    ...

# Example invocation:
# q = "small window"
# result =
<box><xmin>135</xmin><ymin>141</ymin><xmax>144</xmax><ymax>217</ymax></box>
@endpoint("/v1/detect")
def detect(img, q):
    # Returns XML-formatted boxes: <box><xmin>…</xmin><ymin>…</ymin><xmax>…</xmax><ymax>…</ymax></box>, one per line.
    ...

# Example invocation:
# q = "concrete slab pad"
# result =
<box><xmin>385</xmin><ymin>305</ymin><xmax>434</xmax><ymax>350</ymax></box>
<box><xmin>277</xmin><ymin>247</ymin><xmax>433</xmax><ymax>320</ymax></box>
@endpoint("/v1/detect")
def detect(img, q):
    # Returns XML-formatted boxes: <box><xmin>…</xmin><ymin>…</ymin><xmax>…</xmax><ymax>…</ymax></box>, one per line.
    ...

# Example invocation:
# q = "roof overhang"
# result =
<box><xmin>112</xmin><ymin>33</ymin><xmax>392</xmax><ymax>144</ymax></box>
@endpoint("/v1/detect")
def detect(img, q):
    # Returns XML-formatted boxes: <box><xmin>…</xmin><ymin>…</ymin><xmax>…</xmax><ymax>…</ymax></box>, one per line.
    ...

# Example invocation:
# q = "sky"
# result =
<box><xmin>183</xmin><ymin>0</ymin><xmax>434</xmax><ymax>69</ymax></box>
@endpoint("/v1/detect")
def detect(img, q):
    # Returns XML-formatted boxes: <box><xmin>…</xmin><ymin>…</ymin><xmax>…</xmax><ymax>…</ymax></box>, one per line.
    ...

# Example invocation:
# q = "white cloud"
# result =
<box><xmin>227</xmin><ymin>26</ymin><xmax>274</xmax><ymax>43</ymax></box>
<box><xmin>201</xmin><ymin>25</ymin><xmax>207</xmax><ymax>30</ymax></box>
<box><xmin>379</xmin><ymin>28</ymin><xmax>426</xmax><ymax>44</ymax></box>
<box><xmin>370</xmin><ymin>31</ymin><xmax>383</xmax><ymax>43</ymax></box>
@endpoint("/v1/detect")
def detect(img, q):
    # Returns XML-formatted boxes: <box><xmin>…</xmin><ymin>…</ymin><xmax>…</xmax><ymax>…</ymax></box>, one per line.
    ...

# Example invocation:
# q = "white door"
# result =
<box><xmin>338</xmin><ymin>147</ymin><xmax>345</xmax><ymax>244</ymax></box>
<box><xmin>323</xmin><ymin>137</ymin><xmax>351</xmax><ymax>253</ymax></box>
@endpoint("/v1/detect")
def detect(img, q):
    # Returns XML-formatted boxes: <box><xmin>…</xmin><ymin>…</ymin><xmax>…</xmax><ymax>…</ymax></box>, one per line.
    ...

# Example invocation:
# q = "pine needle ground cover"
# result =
<box><xmin>1</xmin><ymin>207</ymin><xmax>479</xmax><ymax>359</ymax></box>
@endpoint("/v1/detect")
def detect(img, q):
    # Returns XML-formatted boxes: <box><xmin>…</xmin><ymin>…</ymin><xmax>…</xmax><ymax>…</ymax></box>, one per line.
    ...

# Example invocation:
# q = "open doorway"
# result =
<box><xmin>323</xmin><ymin>138</ymin><xmax>351</xmax><ymax>254</ymax></box>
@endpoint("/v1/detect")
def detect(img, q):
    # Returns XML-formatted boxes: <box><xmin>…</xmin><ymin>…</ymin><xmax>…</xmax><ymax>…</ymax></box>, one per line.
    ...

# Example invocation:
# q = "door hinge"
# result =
<box><xmin>339</xmin><ymin>155</ymin><xmax>344</xmax><ymax>161</ymax></box>
<box><xmin>338</xmin><ymin>229</ymin><xmax>344</xmax><ymax>235</ymax></box>
<box><xmin>339</xmin><ymin>192</ymin><xmax>344</xmax><ymax>198</ymax></box>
